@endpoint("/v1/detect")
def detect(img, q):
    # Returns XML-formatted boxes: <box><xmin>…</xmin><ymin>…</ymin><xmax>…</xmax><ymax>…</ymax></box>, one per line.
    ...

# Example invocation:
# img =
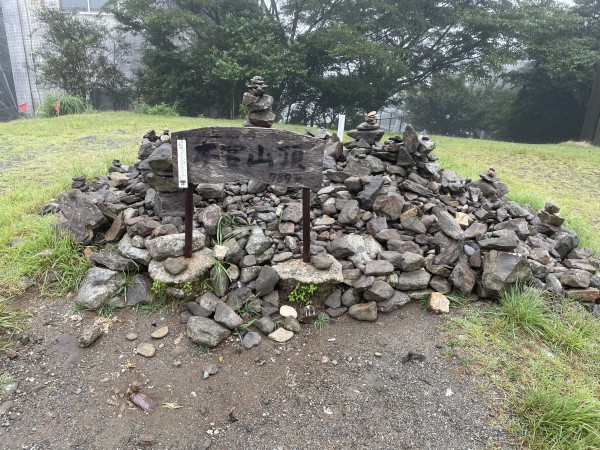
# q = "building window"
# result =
<box><xmin>61</xmin><ymin>0</ymin><xmax>107</xmax><ymax>13</ymax></box>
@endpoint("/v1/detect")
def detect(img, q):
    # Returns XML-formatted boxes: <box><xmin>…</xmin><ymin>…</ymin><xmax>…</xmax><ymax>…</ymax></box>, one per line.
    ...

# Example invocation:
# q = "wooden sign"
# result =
<box><xmin>171</xmin><ymin>127</ymin><xmax>325</xmax><ymax>189</ymax></box>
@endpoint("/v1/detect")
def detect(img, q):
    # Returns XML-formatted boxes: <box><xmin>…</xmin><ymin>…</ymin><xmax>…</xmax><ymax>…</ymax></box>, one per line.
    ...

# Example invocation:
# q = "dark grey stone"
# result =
<box><xmin>255</xmin><ymin>266</ymin><xmax>279</xmax><ymax>296</ymax></box>
<box><xmin>187</xmin><ymin>316</ymin><xmax>231</xmax><ymax>347</ymax></box>
<box><xmin>363</xmin><ymin>281</ymin><xmax>394</xmax><ymax>302</ymax></box>
<box><xmin>377</xmin><ymin>291</ymin><xmax>411</xmax><ymax>313</ymax></box>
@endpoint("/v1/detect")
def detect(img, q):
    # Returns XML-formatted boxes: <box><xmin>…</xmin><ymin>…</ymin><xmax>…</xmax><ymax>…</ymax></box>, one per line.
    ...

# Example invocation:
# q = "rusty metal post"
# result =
<box><xmin>302</xmin><ymin>187</ymin><xmax>311</xmax><ymax>263</ymax></box>
<box><xmin>184</xmin><ymin>183</ymin><xmax>195</xmax><ymax>258</ymax></box>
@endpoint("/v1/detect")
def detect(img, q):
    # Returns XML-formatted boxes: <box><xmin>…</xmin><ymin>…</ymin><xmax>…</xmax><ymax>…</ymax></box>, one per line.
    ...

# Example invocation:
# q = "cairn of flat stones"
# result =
<box><xmin>45</xmin><ymin>114</ymin><xmax>599</xmax><ymax>349</ymax></box>
<box><xmin>242</xmin><ymin>76</ymin><xmax>275</xmax><ymax>128</ymax></box>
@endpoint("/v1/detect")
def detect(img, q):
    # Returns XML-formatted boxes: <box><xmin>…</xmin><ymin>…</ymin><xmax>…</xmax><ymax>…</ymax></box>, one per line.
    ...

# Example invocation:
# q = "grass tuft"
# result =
<box><xmin>517</xmin><ymin>382</ymin><xmax>600</xmax><ymax>449</ymax></box>
<box><xmin>0</xmin><ymin>224</ymin><xmax>89</xmax><ymax>297</ymax></box>
<box><xmin>446</xmin><ymin>286</ymin><xmax>600</xmax><ymax>449</ymax></box>
<box><xmin>494</xmin><ymin>286</ymin><xmax>552</xmax><ymax>339</ymax></box>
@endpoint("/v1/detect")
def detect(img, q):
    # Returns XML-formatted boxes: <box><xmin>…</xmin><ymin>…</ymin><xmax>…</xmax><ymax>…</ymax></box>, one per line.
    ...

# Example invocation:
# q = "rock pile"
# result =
<box><xmin>242</xmin><ymin>76</ymin><xmax>275</xmax><ymax>128</ymax></box>
<box><xmin>46</xmin><ymin>116</ymin><xmax>599</xmax><ymax>349</ymax></box>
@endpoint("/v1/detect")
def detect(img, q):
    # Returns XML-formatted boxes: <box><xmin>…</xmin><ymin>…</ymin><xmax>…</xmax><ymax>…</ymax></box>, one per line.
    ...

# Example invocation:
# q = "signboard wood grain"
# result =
<box><xmin>171</xmin><ymin>127</ymin><xmax>325</xmax><ymax>189</ymax></box>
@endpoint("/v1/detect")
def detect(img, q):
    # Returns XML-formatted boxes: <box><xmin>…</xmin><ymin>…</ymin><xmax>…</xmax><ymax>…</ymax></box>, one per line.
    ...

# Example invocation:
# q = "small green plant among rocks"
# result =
<box><xmin>311</xmin><ymin>313</ymin><xmax>330</xmax><ymax>330</ymax></box>
<box><xmin>150</xmin><ymin>279</ymin><xmax>168</xmax><ymax>301</ymax></box>
<box><xmin>288</xmin><ymin>283</ymin><xmax>317</xmax><ymax>305</ymax></box>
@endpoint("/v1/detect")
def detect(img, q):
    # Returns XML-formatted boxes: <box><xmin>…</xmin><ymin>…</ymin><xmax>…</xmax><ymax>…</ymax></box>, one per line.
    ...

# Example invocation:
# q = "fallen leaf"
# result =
<box><xmin>123</xmin><ymin>360</ymin><xmax>135</xmax><ymax>369</ymax></box>
<box><xmin>162</xmin><ymin>402</ymin><xmax>183</xmax><ymax>409</ymax></box>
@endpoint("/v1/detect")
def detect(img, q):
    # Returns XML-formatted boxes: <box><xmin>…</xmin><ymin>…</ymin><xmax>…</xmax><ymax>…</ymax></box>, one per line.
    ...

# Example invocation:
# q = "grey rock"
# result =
<box><xmin>198</xmin><ymin>292</ymin><xmax>220</xmax><ymax>312</ymax></box>
<box><xmin>449</xmin><ymin>262</ymin><xmax>476</xmax><ymax>296</ymax></box>
<box><xmin>349</xmin><ymin>302</ymin><xmax>378</xmax><ymax>321</ymax></box>
<box><xmin>364</xmin><ymin>281</ymin><xmax>394</xmax><ymax>302</ymax></box>
<box><xmin>147</xmin><ymin>142</ymin><xmax>173</xmax><ymax>172</ymax></box>
<box><xmin>399</xmin><ymin>253</ymin><xmax>426</xmax><ymax>272</ymax></box>
<box><xmin>354</xmin><ymin>275</ymin><xmax>375</xmax><ymax>293</ymax></box>
<box><xmin>255</xmin><ymin>317</ymin><xmax>276</xmax><ymax>335</ymax></box>
<box><xmin>327</xmin><ymin>236</ymin><xmax>355</xmax><ymax>259</ymax></box>
<box><xmin>78</xmin><ymin>324</ymin><xmax>103</xmax><ymax>347</ymax></box>
<box><xmin>356</xmin><ymin>176</ymin><xmax>384</xmax><ymax>209</ymax></box>
<box><xmin>125</xmin><ymin>274</ymin><xmax>153</xmax><ymax>306</ymax></box>
<box><xmin>325</xmin><ymin>289</ymin><xmax>342</xmax><ymax>308</ymax></box>
<box><xmin>282</xmin><ymin>203</ymin><xmax>303</xmax><ymax>223</ymax></box>
<box><xmin>273</xmin><ymin>255</ymin><xmax>343</xmax><ymax>286</ymax></box>
<box><xmin>372</xmin><ymin>193</ymin><xmax>405</xmax><ymax>220</ymax></box>
<box><xmin>255</xmin><ymin>266</ymin><xmax>279</xmax><ymax>296</ymax></box>
<box><xmin>311</xmin><ymin>253</ymin><xmax>334</xmax><ymax>269</ymax></box>
<box><xmin>241</xmin><ymin>266</ymin><xmax>262</xmax><ymax>283</ymax></box>
<box><xmin>163</xmin><ymin>257</ymin><xmax>189</xmax><ymax>275</ymax></box>
<box><xmin>429</xmin><ymin>276</ymin><xmax>452</xmax><ymax>294</ymax></box>
<box><xmin>364</xmin><ymin>260</ymin><xmax>395</xmax><ymax>276</ymax></box>
<box><xmin>554</xmin><ymin>232</ymin><xmax>579</xmax><ymax>258</ymax></box>
<box><xmin>118</xmin><ymin>234</ymin><xmax>152</xmax><ymax>265</ymax></box>
<box><xmin>210</xmin><ymin>266</ymin><xmax>230</xmax><ymax>297</ymax></box>
<box><xmin>341</xmin><ymin>288</ymin><xmax>361</xmax><ymax>307</ymax></box>
<box><xmin>402</xmin><ymin>217</ymin><xmax>426</xmax><ymax>234</ymax></box>
<box><xmin>199</xmin><ymin>204</ymin><xmax>224</xmax><ymax>236</ymax></box>
<box><xmin>435</xmin><ymin>210</ymin><xmax>465</xmax><ymax>240</ymax></box>
<box><xmin>338</xmin><ymin>200</ymin><xmax>361</xmax><ymax>225</ymax></box>
<box><xmin>397</xmin><ymin>269</ymin><xmax>432</xmax><ymax>291</ymax></box>
<box><xmin>145</xmin><ymin>231</ymin><xmax>205</xmax><ymax>261</ymax></box>
<box><xmin>545</xmin><ymin>273</ymin><xmax>564</xmax><ymax>294</ymax></box>
<box><xmin>478</xmin><ymin>236</ymin><xmax>519</xmax><ymax>251</ymax></box>
<box><xmin>75</xmin><ymin>267</ymin><xmax>124</xmax><ymax>310</ymax></box>
<box><xmin>560</xmin><ymin>269</ymin><xmax>591</xmax><ymax>288</ymax></box>
<box><xmin>91</xmin><ymin>251</ymin><xmax>137</xmax><ymax>272</ymax></box>
<box><xmin>377</xmin><ymin>291</ymin><xmax>411</xmax><ymax>313</ymax></box>
<box><xmin>187</xmin><ymin>316</ymin><xmax>231</xmax><ymax>348</ymax></box>
<box><xmin>148</xmin><ymin>248</ymin><xmax>214</xmax><ymax>284</ymax></box>
<box><xmin>481</xmin><ymin>250</ymin><xmax>533</xmax><ymax>298</ymax></box>
<box><xmin>242</xmin><ymin>331</ymin><xmax>261</xmax><ymax>349</ymax></box>
<box><xmin>283</xmin><ymin>317</ymin><xmax>302</xmax><ymax>333</ymax></box>
<box><xmin>54</xmin><ymin>190</ymin><xmax>107</xmax><ymax>245</ymax></box>
<box><xmin>432</xmin><ymin>232</ymin><xmax>463</xmax><ymax>266</ymax></box>
<box><xmin>379</xmin><ymin>251</ymin><xmax>403</xmax><ymax>268</ymax></box>
<box><xmin>245</xmin><ymin>227</ymin><xmax>271</xmax><ymax>256</ymax></box>
<box><xmin>464</xmin><ymin>222</ymin><xmax>488</xmax><ymax>240</ymax></box>
<box><xmin>247</xmin><ymin>180</ymin><xmax>268</xmax><ymax>194</ymax></box>
<box><xmin>187</xmin><ymin>302</ymin><xmax>212</xmax><ymax>318</ymax></box>
<box><xmin>196</xmin><ymin>183</ymin><xmax>225</xmax><ymax>199</ymax></box>
<box><xmin>226</xmin><ymin>286</ymin><xmax>254</xmax><ymax>311</ymax></box>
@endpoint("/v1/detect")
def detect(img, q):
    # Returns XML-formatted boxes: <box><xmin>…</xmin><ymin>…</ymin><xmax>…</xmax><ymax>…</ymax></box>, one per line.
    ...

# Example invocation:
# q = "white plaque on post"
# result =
<box><xmin>177</xmin><ymin>139</ymin><xmax>188</xmax><ymax>188</ymax></box>
<box><xmin>337</xmin><ymin>114</ymin><xmax>346</xmax><ymax>141</ymax></box>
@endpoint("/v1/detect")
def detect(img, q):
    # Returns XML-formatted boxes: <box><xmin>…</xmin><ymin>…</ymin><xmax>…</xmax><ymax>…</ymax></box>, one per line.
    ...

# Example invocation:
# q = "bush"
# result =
<box><xmin>40</xmin><ymin>93</ymin><xmax>95</xmax><ymax>117</ymax></box>
<box><xmin>134</xmin><ymin>102</ymin><xmax>180</xmax><ymax>116</ymax></box>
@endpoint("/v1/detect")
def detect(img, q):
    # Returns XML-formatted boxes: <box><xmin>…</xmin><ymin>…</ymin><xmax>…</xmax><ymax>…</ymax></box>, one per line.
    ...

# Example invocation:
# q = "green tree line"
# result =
<box><xmin>35</xmin><ymin>0</ymin><xmax>600</xmax><ymax>143</ymax></box>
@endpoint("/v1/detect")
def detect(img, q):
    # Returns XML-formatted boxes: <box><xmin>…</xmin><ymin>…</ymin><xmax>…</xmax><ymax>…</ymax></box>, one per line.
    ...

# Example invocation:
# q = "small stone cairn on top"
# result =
<box><xmin>346</xmin><ymin>111</ymin><xmax>386</xmax><ymax>149</ymax></box>
<box><xmin>242</xmin><ymin>76</ymin><xmax>275</xmax><ymax>128</ymax></box>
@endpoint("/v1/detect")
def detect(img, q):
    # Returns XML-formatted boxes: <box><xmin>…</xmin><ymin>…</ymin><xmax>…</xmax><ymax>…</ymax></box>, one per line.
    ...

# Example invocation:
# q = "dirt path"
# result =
<box><xmin>1</xmin><ymin>295</ymin><xmax>513</xmax><ymax>450</ymax></box>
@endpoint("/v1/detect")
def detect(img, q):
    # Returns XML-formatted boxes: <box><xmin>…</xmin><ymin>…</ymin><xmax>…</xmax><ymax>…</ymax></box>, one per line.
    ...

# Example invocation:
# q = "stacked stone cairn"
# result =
<box><xmin>242</xmin><ymin>76</ymin><xmax>275</xmax><ymax>128</ymax></box>
<box><xmin>46</xmin><ymin>115</ymin><xmax>599</xmax><ymax>349</ymax></box>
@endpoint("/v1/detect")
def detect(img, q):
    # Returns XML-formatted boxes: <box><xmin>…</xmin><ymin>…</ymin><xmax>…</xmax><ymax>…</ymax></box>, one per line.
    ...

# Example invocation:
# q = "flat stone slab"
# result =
<box><xmin>273</xmin><ymin>255</ymin><xmax>343</xmax><ymax>285</ymax></box>
<box><xmin>149</xmin><ymin>248</ymin><xmax>214</xmax><ymax>285</ymax></box>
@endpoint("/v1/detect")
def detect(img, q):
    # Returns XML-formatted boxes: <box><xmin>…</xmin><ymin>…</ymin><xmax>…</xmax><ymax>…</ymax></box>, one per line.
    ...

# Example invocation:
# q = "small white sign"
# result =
<box><xmin>337</xmin><ymin>114</ymin><xmax>346</xmax><ymax>141</ymax></box>
<box><xmin>177</xmin><ymin>139</ymin><xmax>188</xmax><ymax>188</ymax></box>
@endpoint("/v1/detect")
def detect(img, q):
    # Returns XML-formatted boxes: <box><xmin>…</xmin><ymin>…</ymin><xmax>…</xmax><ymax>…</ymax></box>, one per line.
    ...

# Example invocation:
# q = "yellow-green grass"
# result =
<box><xmin>446</xmin><ymin>288</ymin><xmax>600</xmax><ymax>449</ymax></box>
